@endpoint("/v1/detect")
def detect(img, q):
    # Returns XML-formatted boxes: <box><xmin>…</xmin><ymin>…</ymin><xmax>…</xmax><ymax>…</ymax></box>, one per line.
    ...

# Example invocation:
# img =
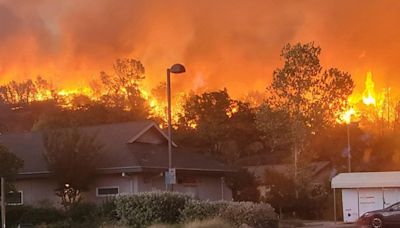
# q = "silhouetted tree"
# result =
<box><xmin>176</xmin><ymin>89</ymin><xmax>257</xmax><ymax>163</ymax></box>
<box><xmin>265</xmin><ymin>42</ymin><xmax>354</xmax><ymax>182</ymax></box>
<box><xmin>99</xmin><ymin>58</ymin><xmax>149</xmax><ymax>118</ymax></box>
<box><xmin>43</xmin><ymin>128</ymin><xmax>102</xmax><ymax>208</ymax></box>
<box><xmin>226</xmin><ymin>169</ymin><xmax>260</xmax><ymax>202</ymax></box>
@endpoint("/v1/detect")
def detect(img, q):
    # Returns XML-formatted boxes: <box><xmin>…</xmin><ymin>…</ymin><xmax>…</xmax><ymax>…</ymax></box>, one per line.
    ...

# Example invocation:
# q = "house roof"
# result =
<box><xmin>0</xmin><ymin>121</ymin><xmax>233</xmax><ymax>177</ymax></box>
<box><xmin>246</xmin><ymin>161</ymin><xmax>331</xmax><ymax>182</ymax></box>
<box><xmin>331</xmin><ymin>171</ymin><xmax>400</xmax><ymax>189</ymax></box>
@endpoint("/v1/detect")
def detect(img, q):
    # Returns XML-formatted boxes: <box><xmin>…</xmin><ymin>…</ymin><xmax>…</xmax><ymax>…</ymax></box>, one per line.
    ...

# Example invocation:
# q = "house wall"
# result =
<box><xmin>12</xmin><ymin>173</ymin><xmax>232</xmax><ymax>207</ymax></box>
<box><xmin>138</xmin><ymin>174</ymin><xmax>232</xmax><ymax>201</ymax></box>
<box><xmin>13</xmin><ymin>178</ymin><xmax>60</xmax><ymax>207</ymax></box>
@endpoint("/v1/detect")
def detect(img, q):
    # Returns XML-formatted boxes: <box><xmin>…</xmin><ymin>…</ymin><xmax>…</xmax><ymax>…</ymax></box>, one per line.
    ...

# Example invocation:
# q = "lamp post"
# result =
<box><xmin>343</xmin><ymin>107</ymin><xmax>354</xmax><ymax>173</ymax></box>
<box><xmin>347</xmin><ymin>122</ymin><xmax>351</xmax><ymax>173</ymax></box>
<box><xmin>166</xmin><ymin>63</ymin><xmax>185</xmax><ymax>190</ymax></box>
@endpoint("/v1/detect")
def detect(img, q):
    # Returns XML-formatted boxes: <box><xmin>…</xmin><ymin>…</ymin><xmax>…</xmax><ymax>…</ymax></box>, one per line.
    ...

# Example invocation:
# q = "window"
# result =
<box><xmin>6</xmin><ymin>191</ymin><xmax>23</xmax><ymax>205</ymax></box>
<box><xmin>177</xmin><ymin>176</ymin><xmax>199</xmax><ymax>185</ymax></box>
<box><xmin>96</xmin><ymin>187</ymin><xmax>119</xmax><ymax>197</ymax></box>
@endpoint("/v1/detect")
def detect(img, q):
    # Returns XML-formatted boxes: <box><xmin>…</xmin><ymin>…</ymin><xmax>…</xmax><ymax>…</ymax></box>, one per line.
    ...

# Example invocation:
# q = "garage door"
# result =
<box><xmin>342</xmin><ymin>189</ymin><xmax>359</xmax><ymax>223</ymax></box>
<box><xmin>383</xmin><ymin>188</ymin><xmax>400</xmax><ymax>208</ymax></box>
<box><xmin>358</xmin><ymin>188</ymin><xmax>384</xmax><ymax>216</ymax></box>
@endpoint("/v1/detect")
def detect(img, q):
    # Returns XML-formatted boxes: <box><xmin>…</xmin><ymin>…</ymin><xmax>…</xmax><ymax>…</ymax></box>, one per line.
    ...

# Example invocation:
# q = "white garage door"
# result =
<box><xmin>342</xmin><ymin>189</ymin><xmax>359</xmax><ymax>223</ymax></box>
<box><xmin>383</xmin><ymin>188</ymin><xmax>400</xmax><ymax>208</ymax></box>
<box><xmin>358</xmin><ymin>188</ymin><xmax>384</xmax><ymax>216</ymax></box>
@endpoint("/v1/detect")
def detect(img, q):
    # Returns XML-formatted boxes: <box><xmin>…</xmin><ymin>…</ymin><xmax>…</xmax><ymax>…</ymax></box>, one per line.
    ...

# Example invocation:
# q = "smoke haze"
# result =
<box><xmin>0</xmin><ymin>0</ymin><xmax>399</xmax><ymax>97</ymax></box>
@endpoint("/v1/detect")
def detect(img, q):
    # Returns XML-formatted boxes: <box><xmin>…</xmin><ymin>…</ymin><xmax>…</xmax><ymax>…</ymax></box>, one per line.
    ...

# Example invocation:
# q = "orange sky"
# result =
<box><xmin>0</xmin><ymin>0</ymin><xmax>399</xmax><ymax>98</ymax></box>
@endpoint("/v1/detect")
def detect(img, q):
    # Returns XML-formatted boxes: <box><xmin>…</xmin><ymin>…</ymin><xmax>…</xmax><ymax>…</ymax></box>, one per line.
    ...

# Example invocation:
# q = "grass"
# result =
<box><xmin>148</xmin><ymin>218</ymin><xmax>231</xmax><ymax>228</ymax></box>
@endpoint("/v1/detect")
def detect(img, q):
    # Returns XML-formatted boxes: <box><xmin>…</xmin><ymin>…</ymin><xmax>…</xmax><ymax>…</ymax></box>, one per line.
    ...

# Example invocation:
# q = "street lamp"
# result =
<box><xmin>166</xmin><ymin>63</ymin><xmax>185</xmax><ymax>190</ymax></box>
<box><xmin>342</xmin><ymin>107</ymin><xmax>355</xmax><ymax>173</ymax></box>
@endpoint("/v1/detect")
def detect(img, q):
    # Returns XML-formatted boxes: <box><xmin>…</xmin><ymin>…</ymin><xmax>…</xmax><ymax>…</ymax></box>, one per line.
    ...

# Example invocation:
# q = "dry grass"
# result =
<box><xmin>148</xmin><ymin>218</ymin><xmax>232</xmax><ymax>228</ymax></box>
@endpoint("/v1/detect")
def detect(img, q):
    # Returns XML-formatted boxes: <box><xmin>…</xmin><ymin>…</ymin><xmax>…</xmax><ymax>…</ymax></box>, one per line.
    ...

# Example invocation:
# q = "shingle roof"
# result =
<box><xmin>0</xmin><ymin>121</ymin><xmax>233</xmax><ymax>177</ymax></box>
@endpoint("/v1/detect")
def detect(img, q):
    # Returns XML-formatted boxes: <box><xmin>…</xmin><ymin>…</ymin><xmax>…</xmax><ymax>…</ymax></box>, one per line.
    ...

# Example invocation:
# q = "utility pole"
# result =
<box><xmin>1</xmin><ymin>177</ymin><xmax>5</xmax><ymax>228</ymax></box>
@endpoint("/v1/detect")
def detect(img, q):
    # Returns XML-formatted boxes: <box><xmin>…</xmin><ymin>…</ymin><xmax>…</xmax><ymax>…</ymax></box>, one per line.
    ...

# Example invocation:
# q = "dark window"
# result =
<box><xmin>177</xmin><ymin>176</ymin><xmax>198</xmax><ymax>185</ymax></box>
<box><xmin>97</xmin><ymin>187</ymin><xmax>119</xmax><ymax>196</ymax></box>
<box><xmin>6</xmin><ymin>191</ymin><xmax>23</xmax><ymax>205</ymax></box>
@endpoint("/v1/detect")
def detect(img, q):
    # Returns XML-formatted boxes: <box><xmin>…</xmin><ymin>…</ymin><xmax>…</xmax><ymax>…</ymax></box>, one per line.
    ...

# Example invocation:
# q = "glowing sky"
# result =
<box><xmin>0</xmin><ymin>0</ymin><xmax>399</xmax><ymax>97</ymax></box>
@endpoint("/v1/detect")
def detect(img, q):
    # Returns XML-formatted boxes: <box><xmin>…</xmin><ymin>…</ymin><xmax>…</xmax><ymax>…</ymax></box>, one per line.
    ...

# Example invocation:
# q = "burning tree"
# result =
<box><xmin>99</xmin><ymin>58</ymin><xmax>149</xmax><ymax>118</ymax></box>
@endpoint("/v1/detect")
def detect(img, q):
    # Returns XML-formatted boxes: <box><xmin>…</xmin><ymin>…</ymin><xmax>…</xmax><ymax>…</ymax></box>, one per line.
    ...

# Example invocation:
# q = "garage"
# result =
<box><xmin>331</xmin><ymin>171</ymin><xmax>400</xmax><ymax>223</ymax></box>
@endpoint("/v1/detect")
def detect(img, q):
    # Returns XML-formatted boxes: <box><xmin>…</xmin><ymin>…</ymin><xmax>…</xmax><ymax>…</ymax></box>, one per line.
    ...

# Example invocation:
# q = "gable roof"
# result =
<box><xmin>0</xmin><ymin>121</ymin><xmax>233</xmax><ymax>177</ymax></box>
<box><xmin>126</xmin><ymin>121</ymin><xmax>177</xmax><ymax>147</ymax></box>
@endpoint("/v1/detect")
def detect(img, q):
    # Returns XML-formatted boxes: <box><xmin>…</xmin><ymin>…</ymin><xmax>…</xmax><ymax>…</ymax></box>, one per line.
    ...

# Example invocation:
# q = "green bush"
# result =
<box><xmin>179</xmin><ymin>200</ymin><xmax>228</xmax><ymax>223</ymax></box>
<box><xmin>67</xmin><ymin>202</ymin><xmax>98</xmax><ymax>223</ymax></box>
<box><xmin>220</xmin><ymin>201</ymin><xmax>278</xmax><ymax>228</ymax></box>
<box><xmin>3</xmin><ymin>205</ymin><xmax>64</xmax><ymax>227</ymax></box>
<box><xmin>115</xmin><ymin>191</ymin><xmax>278</xmax><ymax>228</ymax></box>
<box><xmin>180</xmin><ymin>200</ymin><xmax>278</xmax><ymax>228</ymax></box>
<box><xmin>115</xmin><ymin>191</ymin><xmax>190</xmax><ymax>227</ymax></box>
<box><xmin>98</xmin><ymin>198</ymin><xmax>119</xmax><ymax>222</ymax></box>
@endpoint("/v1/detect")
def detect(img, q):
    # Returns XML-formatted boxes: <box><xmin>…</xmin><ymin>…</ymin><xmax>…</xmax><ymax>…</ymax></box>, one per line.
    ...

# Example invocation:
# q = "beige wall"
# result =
<box><xmin>13</xmin><ymin>173</ymin><xmax>232</xmax><ymax>207</ymax></box>
<box><xmin>139</xmin><ymin>174</ymin><xmax>232</xmax><ymax>201</ymax></box>
<box><xmin>13</xmin><ymin>178</ymin><xmax>60</xmax><ymax>207</ymax></box>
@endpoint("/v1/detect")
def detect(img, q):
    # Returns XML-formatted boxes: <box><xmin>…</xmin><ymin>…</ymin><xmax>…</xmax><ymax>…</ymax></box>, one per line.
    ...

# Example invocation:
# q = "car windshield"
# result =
<box><xmin>388</xmin><ymin>202</ymin><xmax>400</xmax><ymax>211</ymax></box>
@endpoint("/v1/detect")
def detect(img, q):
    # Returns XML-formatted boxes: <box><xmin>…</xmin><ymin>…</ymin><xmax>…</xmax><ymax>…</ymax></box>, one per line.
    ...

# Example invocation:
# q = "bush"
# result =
<box><xmin>115</xmin><ymin>191</ymin><xmax>190</xmax><ymax>227</ymax></box>
<box><xmin>4</xmin><ymin>205</ymin><xmax>64</xmax><ymax>227</ymax></box>
<box><xmin>67</xmin><ymin>202</ymin><xmax>98</xmax><ymax>223</ymax></box>
<box><xmin>98</xmin><ymin>198</ymin><xmax>119</xmax><ymax>222</ymax></box>
<box><xmin>220</xmin><ymin>201</ymin><xmax>278</xmax><ymax>228</ymax></box>
<box><xmin>179</xmin><ymin>200</ymin><xmax>227</xmax><ymax>223</ymax></box>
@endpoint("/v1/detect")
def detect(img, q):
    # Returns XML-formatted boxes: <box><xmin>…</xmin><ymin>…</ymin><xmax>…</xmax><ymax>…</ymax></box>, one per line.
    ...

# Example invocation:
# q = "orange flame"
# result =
<box><xmin>362</xmin><ymin>72</ymin><xmax>376</xmax><ymax>106</ymax></box>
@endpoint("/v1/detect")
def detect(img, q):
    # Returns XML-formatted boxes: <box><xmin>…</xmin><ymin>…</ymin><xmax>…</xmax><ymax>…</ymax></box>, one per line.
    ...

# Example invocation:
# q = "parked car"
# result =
<box><xmin>357</xmin><ymin>202</ymin><xmax>400</xmax><ymax>228</ymax></box>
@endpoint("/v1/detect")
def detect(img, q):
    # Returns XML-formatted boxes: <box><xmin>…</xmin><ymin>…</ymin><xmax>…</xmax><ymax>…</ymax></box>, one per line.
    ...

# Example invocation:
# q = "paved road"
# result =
<box><xmin>301</xmin><ymin>221</ymin><xmax>357</xmax><ymax>228</ymax></box>
<box><xmin>280</xmin><ymin>221</ymin><xmax>357</xmax><ymax>228</ymax></box>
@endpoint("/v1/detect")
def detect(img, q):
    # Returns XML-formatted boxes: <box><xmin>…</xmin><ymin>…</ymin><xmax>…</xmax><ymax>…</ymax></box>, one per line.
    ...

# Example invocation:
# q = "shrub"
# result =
<box><xmin>180</xmin><ymin>200</ymin><xmax>278</xmax><ymax>228</ymax></box>
<box><xmin>4</xmin><ymin>205</ymin><xmax>64</xmax><ymax>227</ymax></box>
<box><xmin>179</xmin><ymin>200</ymin><xmax>227</xmax><ymax>223</ymax></box>
<box><xmin>67</xmin><ymin>202</ymin><xmax>98</xmax><ymax>223</ymax></box>
<box><xmin>115</xmin><ymin>191</ymin><xmax>278</xmax><ymax>228</ymax></box>
<box><xmin>98</xmin><ymin>198</ymin><xmax>119</xmax><ymax>222</ymax></box>
<box><xmin>19</xmin><ymin>206</ymin><xmax>65</xmax><ymax>225</ymax></box>
<box><xmin>220</xmin><ymin>201</ymin><xmax>278</xmax><ymax>228</ymax></box>
<box><xmin>115</xmin><ymin>191</ymin><xmax>190</xmax><ymax>227</ymax></box>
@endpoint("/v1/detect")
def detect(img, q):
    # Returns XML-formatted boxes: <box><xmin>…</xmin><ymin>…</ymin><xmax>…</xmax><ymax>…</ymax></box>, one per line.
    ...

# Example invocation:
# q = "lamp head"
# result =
<box><xmin>170</xmin><ymin>64</ymin><xmax>186</xmax><ymax>74</ymax></box>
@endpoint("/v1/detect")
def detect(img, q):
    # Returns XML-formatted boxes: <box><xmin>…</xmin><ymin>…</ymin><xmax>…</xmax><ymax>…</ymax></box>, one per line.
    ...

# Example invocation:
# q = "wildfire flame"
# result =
<box><xmin>362</xmin><ymin>72</ymin><xmax>377</xmax><ymax>106</ymax></box>
<box><xmin>336</xmin><ymin>71</ymin><xmax>395</xmax><ymax>133</ymax></box>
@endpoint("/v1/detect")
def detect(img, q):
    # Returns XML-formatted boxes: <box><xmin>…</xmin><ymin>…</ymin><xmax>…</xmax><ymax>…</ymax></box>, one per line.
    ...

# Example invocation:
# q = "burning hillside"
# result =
<box><xmin>338</xmin><ymin>71</ymin><xmax>398</xmax><ymax>134</ymax></box>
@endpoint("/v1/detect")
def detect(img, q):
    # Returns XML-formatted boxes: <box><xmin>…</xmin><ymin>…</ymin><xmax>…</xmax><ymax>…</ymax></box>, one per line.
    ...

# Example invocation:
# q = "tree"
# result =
<box><xmin>226</xmin><ymin>169</ymin><xmax>260</xmax><ymax>202</ymax></box>
<box><xmin>255</xmin><ymin>104</ymin><xmax>293</xmax><ymax>154</ymax></box>
<box><xmin>99</xmin><ymin>58</ymin><xmax>149</xmax><ymax>118</ymax></box>
<box><xmin>263</xmin><ymin>170</ymin><xmax>296</xmax><ymax>216</ymax></box>
<box><xmin>0</xmin><ymin>144</ymin><xmax>23</xmax><ymax>179</ymax></box>
<box><xmin>266</xmin><ymin>42</ymin><xmax>354</xmax><ymax>183</ymax></box>
<box><xmin>176</xmin><ymin>89</ymin><xmax>257</xmax><ymax>163</ymax></box>
<box><xmin>0</xmin><ymin>144</ymin><xmax>23</xmax><ymax>192</ymax></box>
<box><xmin>42</xmin><ymin>128</ymin><xmax>102</xmax><ymax>208</ymax></box>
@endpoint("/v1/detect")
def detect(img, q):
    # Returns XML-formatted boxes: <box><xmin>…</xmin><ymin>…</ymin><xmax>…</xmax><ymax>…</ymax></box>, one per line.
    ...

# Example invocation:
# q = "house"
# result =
<box><xmin>245</xmin><ymin>161</ymin><xmax>332</xmax><ymax>197</ymax></box>
<box><xmin>331</xmin><ymin>171</ymin><xmax>400</xmax><ymax>223</ymax></box>
<box><xmin>0</xmin><ymin>121</ymin><xmax>234</xmax><ymax>206</ymax></box>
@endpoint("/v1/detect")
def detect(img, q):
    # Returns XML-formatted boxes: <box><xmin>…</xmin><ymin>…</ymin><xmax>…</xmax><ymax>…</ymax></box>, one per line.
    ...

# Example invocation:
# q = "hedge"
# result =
<box><xmin>115</xmin><ymin>191</ymin><xmax>278</xmax><ymax>228</ymax></box>
<box><xmin>115</xmin><ymin>191</ymin><xmax>191</xmax><ymax>227</ymax></box>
